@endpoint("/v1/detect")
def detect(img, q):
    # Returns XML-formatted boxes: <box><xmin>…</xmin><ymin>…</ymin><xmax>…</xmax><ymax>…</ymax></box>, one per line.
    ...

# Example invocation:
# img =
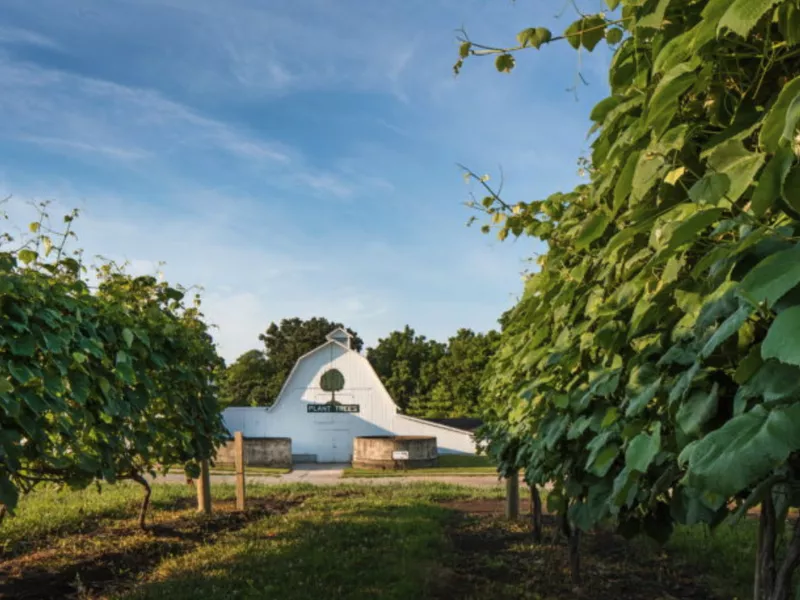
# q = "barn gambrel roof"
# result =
<box><xmin>264</xmin><ymin>331</ymin><xmax>400</xmax><ymax>415</ymax></box>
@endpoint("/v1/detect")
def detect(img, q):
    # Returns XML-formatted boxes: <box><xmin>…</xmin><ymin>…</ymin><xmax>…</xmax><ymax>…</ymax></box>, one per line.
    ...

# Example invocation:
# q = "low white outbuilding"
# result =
<box><xmin>221</xmin><ymin>328</ymin><xmax>479</xmax><ymax>463</ymax></box>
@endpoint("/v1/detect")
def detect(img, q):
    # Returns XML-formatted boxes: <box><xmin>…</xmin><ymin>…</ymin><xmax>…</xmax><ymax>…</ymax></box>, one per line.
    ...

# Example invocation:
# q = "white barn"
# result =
<box><xmin>221</xmin><ymin>328</ymin><xmax>478</xmax><ymax>463</ymax></box>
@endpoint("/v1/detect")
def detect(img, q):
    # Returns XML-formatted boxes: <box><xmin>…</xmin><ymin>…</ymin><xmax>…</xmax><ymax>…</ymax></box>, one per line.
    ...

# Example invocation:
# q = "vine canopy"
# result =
<box><xmin>463</xmin><ymin>0</ymin><xmax>800</xmax><ymax>541</ymax></box>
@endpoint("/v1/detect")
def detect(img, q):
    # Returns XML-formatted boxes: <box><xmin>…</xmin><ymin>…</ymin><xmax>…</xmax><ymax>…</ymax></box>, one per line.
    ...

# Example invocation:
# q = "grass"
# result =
<box><xmin>665</xmin><ymin>519</ymin><xmax>761</xmax><ymax>600</ymax></box>
<box><xmin>1</xmin><ymin>480</ymin><xmax>775</xmax><ymax>600</ymax></box>
<box><xmin>636</xmin><ymin>514</ymin><xmax>800</xmax><ymax>599</ymax></box>
<box><xmin>342</xmin><ymin>454</ymin><xmax>498</xmax><ymax>478</ymax></box>
<box><xmin>1</xmin><ymin>481</ymin><xmax>502</xmax><ymax>600</ymax></box>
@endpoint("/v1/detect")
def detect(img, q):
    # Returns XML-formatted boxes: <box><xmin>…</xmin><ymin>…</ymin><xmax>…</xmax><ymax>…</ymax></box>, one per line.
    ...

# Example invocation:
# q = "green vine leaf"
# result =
<box><xmin>781</xmin><ymin>93</ymin><xmax>800</xmax><ymax>144</ymax></box>
<box><xmin>740</xmin><ymin>245</ymin><xmax>800</xmax><ymax>309</ymax></box>
<box><xmin>574</xmin><ymin>211</ymin><xmax>611</xmax><ymax>250</ymax></box>
<box><xmin>564</xmin><ymin>15</ymin><xmax>606</xmax><ymax>52</ymax></box>
<box><xmin>495</xmin><ymin>54</ymin><xmax>515</xmax><ymax>73</ymax></box>
<box><xmin>517</xmin><ymin>27</ymin><xmax>551</xmax><ymax>49</ymax></box>
<box><xmin>680</xmin><ymin>404</ymin><xmax>800</xmax><ymax>497</ymax></box>
<box><xmin>613</xmin><ymin>151</ymin><xmax>640</xmax><ymax>212</ymax></box>
<box><xmin>18</xmin><ymin>249</ymin><xmax>37</xmax><ymax>264</ymax></box>
<box><xmin>734</xmin><ymin>361</ymin><xmax>800</xmax><ymax>413</ymax></box>
<box><xmin>778</xmin><ymin>3</ymin><xmax>800</xmax><ymax>47</ymax></box>
<box><xmin>699</xmin><ymin>304</ymin><xmax>752</xmax><ymax>359</ymax></box>
<box><xmin>631</xmin><ymin>153</ymin><xmax>666</xmax><ymax>202</ymax></box>
<box><xmin>704</xmin><ymin>140</ymin><xmax>765</xmax><ymax>204</ymax></box>
<box><xmin>781</xmin><ymin>165</ymin><xmax>800</xmax><ymax>214</ymax></box>
<box><xmin>688</xmin><ymin>174</ymin><xmax>729</xmax><ymax>205</ymax></box>
<box><xmin>626</xmin><ymin>428</ymin><xmax>661</xmax><ymax>473</ymax></box>
<box><xmin>762</xmin><ymin>306</ymin><xmax>800</xmax><ymax>367</ymax></box>
<box><xmin>606</xmin><ymin>27</ymin><xmax>624</xmax><ymax>45</ymax></box>
<box><xmin>718</xmin><ymin>0</ymin><xmax>783</xmax><ymax>39</ymax></box>
<box><xmin>760</xmin><ymin>76</ymin><xmax>800</xmax><ymax>152</ymax></box>
<box><xmin>647</xmin><ymin>62</ymin><xmax>698</xmax><ymax>139</ymax></box>
<box><xmin>677</xmin><ymin>385</ymin><xmax>719</xmax><ymax>437</ymax></box>
<box><xmin>750</xmin><ymin>146</ymin><xmax>795</xmax><ymax>217</ymax></box>
<box><xmin>636</xmin><ymin>0</ymin><xmax>672</xmax><ymax>30</ymax></box>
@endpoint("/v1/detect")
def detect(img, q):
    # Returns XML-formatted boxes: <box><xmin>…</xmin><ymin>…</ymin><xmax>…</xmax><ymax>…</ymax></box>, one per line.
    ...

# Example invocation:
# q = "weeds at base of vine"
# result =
<box><xmin>432</xmin><ymin>499</ymin><xmax>723</xmax><ymax>600</ymax></box>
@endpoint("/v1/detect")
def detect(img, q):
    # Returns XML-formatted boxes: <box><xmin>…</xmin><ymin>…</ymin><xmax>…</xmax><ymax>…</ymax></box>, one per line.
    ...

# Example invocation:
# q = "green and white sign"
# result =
<box><xmin>307</xmin><ymin>403</ymin><xmax>360</xmax><ymax>413</ymax></box>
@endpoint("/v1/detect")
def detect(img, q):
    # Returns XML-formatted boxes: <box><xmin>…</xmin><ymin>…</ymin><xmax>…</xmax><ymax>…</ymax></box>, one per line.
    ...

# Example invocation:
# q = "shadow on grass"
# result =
<box><xmin>122</xmin><ymin>503</ymin><xmax>455</xmax><ymax>600</ymax></box>
<box><xmin>0</xmin><ymin>496</ymin><xmax>305</xmax><ymax>600</ymax></box>
<box><xmin>1</xmin><ymin>503</ymin><xmax>136</xmax><ymax>559</ymax></box>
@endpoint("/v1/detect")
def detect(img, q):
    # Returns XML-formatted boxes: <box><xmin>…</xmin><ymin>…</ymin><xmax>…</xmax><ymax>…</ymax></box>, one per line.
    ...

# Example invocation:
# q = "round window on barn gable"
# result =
<box><xmin>320</xmin><ymin>368</ymin><xmax>345</xmax><ymax>403</ymax></box>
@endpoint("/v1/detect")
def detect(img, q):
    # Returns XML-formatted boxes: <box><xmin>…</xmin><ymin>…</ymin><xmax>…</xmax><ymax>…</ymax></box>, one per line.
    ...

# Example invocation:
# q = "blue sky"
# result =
<box><xmin>0</xmin><ymin>0</ymin><xmax>613</xmax><ymax>362</ymax></box>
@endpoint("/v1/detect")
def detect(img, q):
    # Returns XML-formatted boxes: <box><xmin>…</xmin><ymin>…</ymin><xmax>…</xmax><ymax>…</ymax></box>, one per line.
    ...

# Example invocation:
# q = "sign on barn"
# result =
<box><xmin>307</xmin><ymin>403</ymin><xmax>360</xmax><ymax>413</ymax></box>
<box><xmin>222</xmin><ymin>328</ymin><xmax>478</xmax><ymax>463</ymax></box>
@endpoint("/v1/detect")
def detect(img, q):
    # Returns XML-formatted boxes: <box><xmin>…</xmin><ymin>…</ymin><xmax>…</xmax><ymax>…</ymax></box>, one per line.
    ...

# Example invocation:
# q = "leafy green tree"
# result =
<box><xmin>366</xmin><ymin>326</ymin><xmax>445</xmax><ymax>413</ymax></box>
<box><xmin>459</xmin><ymin>0</ymin><xmax>800</xmax><ymax>595</ymax></box>
<box><xmin>219</xmin><ymin>349</ymin><xmax>274</xmax><ymax>407</ymax></box>
<box><xmin>407</xmin><ymin>328</ymin><xmax>500</xmax><ymax>418</ymax></box>
<box><xmin>258</xmin><ymin>317</ymin><xmax>362</xmax><ymax>402</ymax></box>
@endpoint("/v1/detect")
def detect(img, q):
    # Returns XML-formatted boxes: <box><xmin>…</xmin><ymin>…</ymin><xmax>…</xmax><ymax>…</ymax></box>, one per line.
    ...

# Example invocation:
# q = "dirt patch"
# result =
<box><xmin>0</xmin><ymin>496</ymin><xmax>304</xmax><ymax>600</ymax></box>
<box><xmin>442</xmin><ymin>497</ymin><xmax>534</xmax><ymax>516</ymax></box>
<box><xmin>432</xmin><ymin>500</ymin><xmax>722</xmax><ymax>600</ymax></box>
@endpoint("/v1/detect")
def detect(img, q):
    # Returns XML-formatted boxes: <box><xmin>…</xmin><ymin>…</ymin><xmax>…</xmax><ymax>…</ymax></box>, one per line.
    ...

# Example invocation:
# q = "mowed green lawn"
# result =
<box><xmin>342</xmin><ymin>454</ymin><xmax>497</xmax><ymax>478</ymax></box>
<box><xmin>0</xmin><ymin>479</ymin><xmax>764</xmax><ymax>600</ymax></box>
<box><xmin>0</xmin><ymin>481</ymin><xmax>501</xmax><ymax>600</ymax></box>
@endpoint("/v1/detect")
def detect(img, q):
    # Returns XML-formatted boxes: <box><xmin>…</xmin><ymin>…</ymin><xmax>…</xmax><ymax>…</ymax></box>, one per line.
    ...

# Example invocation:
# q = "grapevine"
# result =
<box><xmin>459</xmin><ymin>1</ymin><xmax>800</xmax><ymax>597</ymax></box>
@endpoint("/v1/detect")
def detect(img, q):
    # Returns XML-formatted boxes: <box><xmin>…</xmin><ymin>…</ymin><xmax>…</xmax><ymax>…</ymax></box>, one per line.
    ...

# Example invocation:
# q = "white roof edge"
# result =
<box><xmin>396</xmin><ymin>414</ymin><xmax>475</xmax><ymax>435</ymax></box>
<box><xmin>326</xmin><ymin>327</ymin><xmax>353</xmax><ymax>340</ymax></box>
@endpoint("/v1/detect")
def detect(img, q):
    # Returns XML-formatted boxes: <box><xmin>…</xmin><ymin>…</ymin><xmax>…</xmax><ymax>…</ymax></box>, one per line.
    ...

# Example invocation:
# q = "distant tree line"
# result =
<box><xmin>219</xmin><ymin>316</ymin><xmax>499</xmax><ymax>418</ymax></box>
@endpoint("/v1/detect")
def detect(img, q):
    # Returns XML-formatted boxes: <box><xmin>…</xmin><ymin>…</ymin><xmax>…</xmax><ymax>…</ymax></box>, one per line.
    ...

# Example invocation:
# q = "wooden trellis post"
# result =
<box><xmin>234</xmin><ymin>431</ymin><xmax>246</xmax><ymax>511</ymax></box>
<box><xmin>197</xmin><ymin>459</ymin><xmax>211</xmax><ymax>515</ymax></box>
<box><xmin>505</xmin><ymin>469</ymin><xmax>520</xmax><ymax>520</ymax></box>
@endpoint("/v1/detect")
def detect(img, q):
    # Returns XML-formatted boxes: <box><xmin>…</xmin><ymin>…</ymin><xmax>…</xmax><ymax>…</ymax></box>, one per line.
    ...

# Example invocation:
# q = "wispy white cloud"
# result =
<box><xmin>0</xmin><ymin>53</ymin><xmax>372</xmax><ymax>199</ymax></box>
<box><xmin>17</xmin><ymin>135</ymin><xmax>150</xmax><ymax>161</ymax></box>
<box><xmin>298</xmin><ymin>173</ymin><xmax>354</xmax><ymax>199</ymax></box>
<box><xmin>0</xmin><ymin>25</ymin><xmax>60</xmax><ymax>49</ymax></box>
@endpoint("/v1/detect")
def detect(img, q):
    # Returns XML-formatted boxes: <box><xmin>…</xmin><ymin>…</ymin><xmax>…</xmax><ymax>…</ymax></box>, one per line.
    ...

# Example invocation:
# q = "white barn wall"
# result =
<box><xmin>392</xmin><ymin>415</ymin><xmax>477</xmax><ymax>455</ymax></box>
<box><xmin>221</xmin><ymin>337</ymin><xmax>478</xmax><ymax>462</ymax></box>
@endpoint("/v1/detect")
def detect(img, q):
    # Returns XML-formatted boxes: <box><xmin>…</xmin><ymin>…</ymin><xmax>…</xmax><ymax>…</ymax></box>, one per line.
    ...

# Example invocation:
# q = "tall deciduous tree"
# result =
<box><xmin>366</xmin><ymin>326</ymin><xmax>445</xmax><ymax>413</ymax></box>
<box><xmin>219</xmin><ymin>349</ymin><xmax>274</xmax><ymax>407</ymax></box>
<box><xmin>258</xmin><ymin>317</ymin><xmax>362</xmax><ymax>402</ymax></box>
<box><xmin>408</xmin><ymin>328</ymin><xmax>500</xmax><ymax>418</ymax></box>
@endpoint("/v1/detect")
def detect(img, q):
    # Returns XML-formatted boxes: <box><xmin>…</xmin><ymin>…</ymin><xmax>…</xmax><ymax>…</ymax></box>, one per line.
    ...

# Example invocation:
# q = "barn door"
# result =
<box><xmin>327</xmin><ymin>429</ymin><xmax>351</xmax><ymax>463</ymax></box>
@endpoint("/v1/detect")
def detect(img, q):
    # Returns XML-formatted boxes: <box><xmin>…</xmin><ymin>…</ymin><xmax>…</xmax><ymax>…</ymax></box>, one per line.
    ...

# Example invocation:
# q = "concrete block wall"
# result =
<box><xmin>215</xmin><ymin>437</ymin><xmax>292</xmax><ymax>468</ymax></box>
